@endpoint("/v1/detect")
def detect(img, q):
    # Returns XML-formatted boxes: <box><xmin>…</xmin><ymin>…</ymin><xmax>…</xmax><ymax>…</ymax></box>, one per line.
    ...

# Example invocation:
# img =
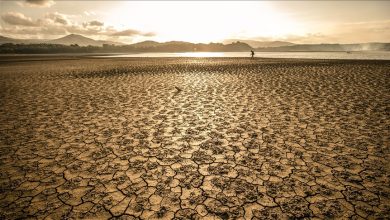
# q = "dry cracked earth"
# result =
<box><xmin>0</xmin><ymin>57</ymin><xmax>389</xmax><ymax>219</ymax></box>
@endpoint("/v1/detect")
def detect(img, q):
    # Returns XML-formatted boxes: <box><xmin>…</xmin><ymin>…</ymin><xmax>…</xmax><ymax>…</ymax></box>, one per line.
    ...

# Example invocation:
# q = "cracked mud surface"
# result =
<box><xmin>0</xmin><ymin>57</ymin><xmax>389</xmax><ymax>219</ymax></box>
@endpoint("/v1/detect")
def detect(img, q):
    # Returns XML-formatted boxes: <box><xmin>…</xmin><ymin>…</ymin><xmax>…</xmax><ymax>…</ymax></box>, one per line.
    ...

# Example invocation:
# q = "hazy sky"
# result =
<box><xmin>0</xmin><ymin>0</ymin><xmax>389</xmax><ymax>43</ymax></box>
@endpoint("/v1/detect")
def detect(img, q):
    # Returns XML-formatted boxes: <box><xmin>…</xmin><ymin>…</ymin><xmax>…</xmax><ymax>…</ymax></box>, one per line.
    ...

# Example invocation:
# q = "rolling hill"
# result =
<box><xmin>1</xmin><ymin>34</ymin><xmax>389</xmax><ymax>53</ymax></box>
<box><xmin>0</xmin><ymin>34</ymin><xmax>123</xmax><ymax>46</ymax></box>
<box><xmin>224</xmin><ymin>39</ymin><xmax>295</xmax><ymax>48</ymax></box>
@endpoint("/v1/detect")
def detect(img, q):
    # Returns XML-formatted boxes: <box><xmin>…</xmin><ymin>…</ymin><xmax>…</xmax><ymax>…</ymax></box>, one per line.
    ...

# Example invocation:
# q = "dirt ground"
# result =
<box><xmin>0</xmin><ymin>57</ymin><xmax>389</xmax><ymax>219</ymax></box>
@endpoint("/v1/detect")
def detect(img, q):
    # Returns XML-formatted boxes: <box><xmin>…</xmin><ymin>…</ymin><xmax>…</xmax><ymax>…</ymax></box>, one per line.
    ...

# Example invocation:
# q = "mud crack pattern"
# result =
<box><xmin>0</xmin><ymin>57</ymin><xmax>389</xmax><ymax>219</ymax></box>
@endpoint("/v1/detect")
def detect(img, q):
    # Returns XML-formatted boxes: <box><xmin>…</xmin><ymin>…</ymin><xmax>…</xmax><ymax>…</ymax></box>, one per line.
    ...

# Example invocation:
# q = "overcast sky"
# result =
<box><xmin>0</xmin><ymin>0</ymin><xmax>389</xmax><ymax>44</ymax></box>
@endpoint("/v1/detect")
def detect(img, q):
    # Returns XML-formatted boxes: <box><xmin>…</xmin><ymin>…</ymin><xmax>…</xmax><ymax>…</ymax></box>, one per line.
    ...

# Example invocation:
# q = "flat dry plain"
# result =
<box><xmin>0</xmin><ymin>57</ymin><xmax>389</xmax><ymax>219</ymax></box>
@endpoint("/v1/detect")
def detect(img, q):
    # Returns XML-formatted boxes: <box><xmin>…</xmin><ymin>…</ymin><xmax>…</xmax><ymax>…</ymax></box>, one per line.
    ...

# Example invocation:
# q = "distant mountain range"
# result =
<box><xmin>0</xmin><ymin>34</ymin><xmax>389</xmax><ymax>53</ymax></box>
<box><xmin>224</xmin><ymin>39</ymin><xmax>295</xmax><ymax>48</ymax></box>
<box><xmin>0</xmin><ymin>34</ymin><xmax>123</xmax><ymax>46</ymax></box>
<box><xmin>0</xmin><ymin>34</ymin><xmax>295</xmax><ymax>48</ymax></box>
<box><xmin>255</xmin><ymin>43</ymin><xmax>390</xmax><ymax>52</ymax></box>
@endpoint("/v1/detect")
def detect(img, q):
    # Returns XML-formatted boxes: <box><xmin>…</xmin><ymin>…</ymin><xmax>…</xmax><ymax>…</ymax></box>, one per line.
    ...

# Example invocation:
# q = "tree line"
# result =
<box><xmin>0</xmin><ymin>41</ymin><xmax>252</xmax><ymax>54</ymax></box>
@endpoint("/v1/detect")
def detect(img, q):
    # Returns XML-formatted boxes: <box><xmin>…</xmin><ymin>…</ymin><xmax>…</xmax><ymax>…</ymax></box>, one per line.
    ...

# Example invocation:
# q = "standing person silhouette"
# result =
<box><xmin>251</xmin><ymin>50</ymin><xmax>255</xmax><ymax>59</ymax></box>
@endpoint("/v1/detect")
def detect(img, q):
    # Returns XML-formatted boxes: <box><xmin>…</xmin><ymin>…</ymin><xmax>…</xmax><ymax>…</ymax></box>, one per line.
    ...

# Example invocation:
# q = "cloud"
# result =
<box><xmin>249</xmin><ymin>20</ymin><xmax>390</xmax><ymax>44</ymax></box>
<box><xmin>278</xmin><ymin>33</ymin><xmax>334</xmax><ymax>44</ymax></box>
<box><xmin>66</xmin><ymin>25</ymin><xmax>104</xmax><ymax>35</ymax></box>
<box><xmin>1</xmin><ymin>11</ymin><xmax>156</xmax><ymax>43</ymax></box>
<box><xmin>143</xmin><ymin>32</ymin><xmax>156</xmax><ymax>37</ymax></box>
<box><xmin>1</xmin><ymin>12</ymin><xmax>39</xmax><ymax>26</ymax></box>
<box><xmin>84</xmin><ymin>20</ymin><xmax>104</xmax><ymax>27</ymax></box>
<box><xmin>334</xmin><ymin>20</ymin><xmax>390</xmax><ymax>43</ymax></box>
<box><xmin>45</xmin><ymin>12</ymin><xmax>69</xmax><ymax>25</ymax></box>
<box><xmin>21</xmin><ymin>0</ymin><xmax>55</xmax><ymax>8</ymax></box>
<box><xmin>84</xmin><ymin>11</ymin><xmax>96</xmax><ymax>16</ymax></box>
<box><xmin>337</xmin><ymin>20</ymin><xmax>390</xmax><ymax>34</ymax></box>
<box><xmin>111</xmin><ymin>29</ymin><xmax>156</xmax><ymax>37</ymax></box>
<box><xmin>110</xmin><ymin>29</ymin><xmax>141</xmax><ymax>36</ymax></box>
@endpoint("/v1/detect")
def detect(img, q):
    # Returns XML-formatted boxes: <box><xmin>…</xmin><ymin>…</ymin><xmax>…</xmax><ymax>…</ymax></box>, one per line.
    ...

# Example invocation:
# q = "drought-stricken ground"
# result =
<box><xmin>0</xmin><ymin>57</ymin><xmax>389</xmax><ymax>219</ymax></box>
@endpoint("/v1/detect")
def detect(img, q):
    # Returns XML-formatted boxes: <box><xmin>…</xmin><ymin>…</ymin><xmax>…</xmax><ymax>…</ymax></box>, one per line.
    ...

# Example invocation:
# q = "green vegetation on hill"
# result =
<box><xmin>0</xmin><ymin>40</ymin><xmax>389</xmax><ymax>54</ymax></box>
<box><xmin>0</xmin><ymin>41</ymin><xmax>253</xmax><ymax>54</ymax></box>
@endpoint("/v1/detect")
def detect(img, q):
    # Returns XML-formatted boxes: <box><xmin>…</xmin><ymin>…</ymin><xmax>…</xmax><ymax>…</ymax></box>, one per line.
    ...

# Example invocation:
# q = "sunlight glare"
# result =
<box><xmin>104</xmin><ymin>1</ymin><xmax>306</xmax><ymax>43</ymax></box>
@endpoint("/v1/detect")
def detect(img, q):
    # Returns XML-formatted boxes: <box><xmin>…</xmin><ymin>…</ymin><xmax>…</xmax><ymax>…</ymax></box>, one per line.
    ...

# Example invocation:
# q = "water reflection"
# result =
<box><xmin>92</xmin><ymin>51</ymin><xmax>390</xmax><ymax>60</ymax></box>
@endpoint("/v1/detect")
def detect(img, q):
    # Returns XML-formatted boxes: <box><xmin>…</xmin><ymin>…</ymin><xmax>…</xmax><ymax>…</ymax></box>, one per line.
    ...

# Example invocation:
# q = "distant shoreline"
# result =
<box><xmin>1</xmin><ymin>51</ymin><xmax>389</xmax><ymax>61</ymax></box>
<box><xmin>1</xmin><ymin>55</ymin><xmax>390</xmax><ymax>65</ymax></box>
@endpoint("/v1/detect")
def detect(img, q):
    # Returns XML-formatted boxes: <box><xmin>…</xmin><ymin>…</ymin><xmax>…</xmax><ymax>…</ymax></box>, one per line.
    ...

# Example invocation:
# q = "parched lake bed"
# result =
<box><xmin>0</xmin><ymin>57</ymin><xmax>389</xmax><ymax>219</ymax></box>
